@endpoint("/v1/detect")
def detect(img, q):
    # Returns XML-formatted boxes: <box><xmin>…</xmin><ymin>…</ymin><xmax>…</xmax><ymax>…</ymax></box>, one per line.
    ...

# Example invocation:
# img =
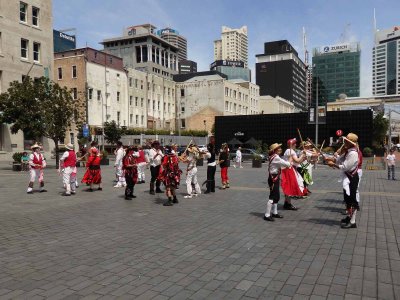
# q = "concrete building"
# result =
<box><xmin>173</xmin><ymin>71</ymin><xmax>259</xmax><ymax>133</ymax></box>
<box><xmin>259</xmin><ymin>96</ymin><xmax>297</xmax><ymax>114</ymax></box>
<box><xmin>214</xmin><ymin>26</ymin><xmax>248</xmax><ymax>67</ymax></box>
<box><xmin>178</xmin><ymin>60</ymin><xmax>197</xmax><ymax>74</ymax></box>
<box><xmin>54</xmin><ymin>48</ymin><xmax>128</xmax><ymax>147</ymax></box>
<box><xmin>210</xmin><ymin>60</ymin><xmax>251</xmax><ymax>81</ymax></box>
<box><xmin>126</xmin><ymin>68</ymin><xmax>176</xmax><ymax>131</ymax></box>
<box><xmin>157</xmin><ymin>28</ymin><xmax>187</xmax><ymax>62</ymax></box>
<box><xmin>256</xmin><ymin>40</ymin><xmax>307</xmax><ymax>111</ymax></box>
<box><xmin>102</xmin><ymin>24</ymin><xmax>179</xmax><ymax>79</ymax></box>
<box><xmin>312</xmin><ymin>42</ymin><xmax>361</xmax><ymax>105</ymax></box>
<box><xmin>0</xmin><ymin>0</ymin><xmax>54</xmax><ymax>155</ymax></box>
<box><xmin>373</xmin><ymin>26</ymin><xmax>400</xmax><ymax>96</ymax></box>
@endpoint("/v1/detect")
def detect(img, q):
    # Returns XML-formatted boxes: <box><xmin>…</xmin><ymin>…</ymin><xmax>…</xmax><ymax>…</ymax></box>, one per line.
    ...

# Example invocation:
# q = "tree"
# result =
<box><xmin>372</xmin><ymin>112</ymin><xmax>389</xmax><ymax>148</ymax></box>
<box><xmin>103</xmin><ymin>120</ymin><xmax>122</xmax><ymax>145</ymax></box>
<box><xmin>0</xmin><ymin>77</ymin><xmax>82</xmax><ymax>168</ymax></box>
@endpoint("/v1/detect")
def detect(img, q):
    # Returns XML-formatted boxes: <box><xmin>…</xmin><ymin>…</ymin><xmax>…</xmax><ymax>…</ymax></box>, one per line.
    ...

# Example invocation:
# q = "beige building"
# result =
<box><xmin>127</xmin><ymin>68</ymin><xmax>176</xmax><ymax>131</ymax></box>
<box><xmin>214</xmin><ymin>26</ymin><xmax>248</xmax><ymax>67</ymax></box>
<box><xmin>174</xmin><ymin>72</ymin><xmax>259</xmax><ymax>133</ymax></box>
<box><xmin>259</xmin><ymin>95</ymin><xmax>297</xmax><ymax>114</ymax></box>
<box><xmin>0</xmin><ymin>0</ymin><xmax>54</xmax><ymax>156</ymax></box>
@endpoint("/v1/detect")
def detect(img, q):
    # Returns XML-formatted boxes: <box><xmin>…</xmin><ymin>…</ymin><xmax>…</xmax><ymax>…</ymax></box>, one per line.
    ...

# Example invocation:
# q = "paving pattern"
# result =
<box><xmin>0</xmin><ymin>161</ymin><xmax>399</xmax><ymax>299</ymax></box>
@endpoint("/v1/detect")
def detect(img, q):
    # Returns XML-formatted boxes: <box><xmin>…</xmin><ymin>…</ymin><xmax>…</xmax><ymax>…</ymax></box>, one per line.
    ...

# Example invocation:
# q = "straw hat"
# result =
<box><xmin>31</xmin><ymin>143</ymin><xmax>41</xmax><ymax>150</ymax></box>
<box><xmin>65</xmin><ymin>143</ymin><xmax>74</xmax><ymax>150</ymax></box>
<box><xmin>343</xmin><ymin>133</ymin><xmax>358</xmax><ymax>146</ymax></box>
<box><xmin>269</xmin><ymin>143</ymin><xmax>282</xmax><ymax>153</ymax></box>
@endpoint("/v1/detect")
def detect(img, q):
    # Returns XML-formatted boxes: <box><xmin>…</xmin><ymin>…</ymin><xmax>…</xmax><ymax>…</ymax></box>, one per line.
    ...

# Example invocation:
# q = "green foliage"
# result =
<box><xmin>373</xmin><ymin>112</ymin><xmax>389</xmax><ymax>147</ymax></box>
<box><xmin>363</xmin><ymin>147</ymin><xmax>374</xmax><ymax>157</ymax></box>
<box><xmin>12</xmin><ymin>152</ymin><xmax>23</xmax><ymax>162</ymax></box>
<box><xmin>0</xmin><ymin>77</ymin><xmax>83</xmax><ymax>168</ymax></box>
<box><xmin>252</xmin><ymin>153</ymin><xmax>262</xmax><ymax>161</ymax></box>
<box><xmin>103</xmin><ymin>121</ymin><xmax>122</xmax><ymax>145</ymax></box>
<box><xmin>101</xmin><ymin>150</ymin><xmax>108</xmax><ymax>159</ymax></box>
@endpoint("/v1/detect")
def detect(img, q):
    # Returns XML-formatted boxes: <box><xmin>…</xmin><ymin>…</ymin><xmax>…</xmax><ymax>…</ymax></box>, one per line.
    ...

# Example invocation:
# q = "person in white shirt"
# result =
<box><xmin>114</xmin><ymin>141</ymin><xmax>126</xmax><ymax>188</ymax></box>
<box><xmin>386</xmin><ymin>149</ymin><xmax>396</xmax><ymax>180</ymax></box>
<box><xmin>180</xmin><ymin>145</ymin><xmax>201</xmax><ymax>198</ymax></box>
<box><xmin>327</xmin><ymin>133</ymin><xmax>360</xmax><ymax>229</ymax></box>
<box><xmin>27</xmin><ymin>143</ymin><xmax>47</xmax><ymax>194</ymax></box>
<box><xmin>148</xmin><ymin>141</ymin><xmax>164</xmax><ymax>195</ymax></box>
<box><xmin>264</xmin><ymin>143</ymin><xmax>291</xmax><ymax>222</ymax></box>
<box><xmin>59</xmin><ymin>143</ymin><xmax>77</xmax><ymax>196</ymax></box>
<box><xmin>234</xmin><ymin>147</ymin><xmax>243</xmax><ymax>168</ymax></box>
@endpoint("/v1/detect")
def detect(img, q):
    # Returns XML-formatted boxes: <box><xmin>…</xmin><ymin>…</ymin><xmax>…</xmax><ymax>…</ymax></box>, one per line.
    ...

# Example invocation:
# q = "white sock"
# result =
<box><xmin>265</xmin><ymin>200</ymin><xmax>273</xmax><ymax>217</ymax></box>
<box><xmin>273</xmin><ymin>203</ymin><xmax>278</xmax><ymax>215</ymax></box>
<box><xmin>350</xmin><ymin>210</ymin><xmax>357</xmax><ymax>224</ymax></box>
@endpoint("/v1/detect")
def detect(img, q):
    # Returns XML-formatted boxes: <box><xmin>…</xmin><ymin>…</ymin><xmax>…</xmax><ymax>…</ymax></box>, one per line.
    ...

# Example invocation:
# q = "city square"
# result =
<box><xmin>0</xmin><ymin>160</ymin><xmax>399</xmax><ymax>299</ymax></box>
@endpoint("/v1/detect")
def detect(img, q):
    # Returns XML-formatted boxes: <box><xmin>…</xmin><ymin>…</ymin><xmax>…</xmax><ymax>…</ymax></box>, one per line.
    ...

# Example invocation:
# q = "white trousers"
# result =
<box><xmin>29</xmin><ymin>169</ymin><xmax>44</xmax><ymax>183</ymax></box>
<box><xmin>186</xmin><ymin>167</ymin><xmax>201</xmax><ymax>195</ymax></box>
<box><xmin>356</xmin><ymin>169</ymin><xmax>362</xmax><ymax>203</ymax></box>
<box><xmin>137</xmin><ymin>162</ymin><xmax>146</xmax><ymax>181</ymax></box>
<box><xmin>115</xmin><ymin>165</ymin><xmax>126</xmax><ymax>186</ymax></box>
<box><xmin>63</xmin><ymin>167</ymin><xmax>76</xmax><ymax>194</ymax></box>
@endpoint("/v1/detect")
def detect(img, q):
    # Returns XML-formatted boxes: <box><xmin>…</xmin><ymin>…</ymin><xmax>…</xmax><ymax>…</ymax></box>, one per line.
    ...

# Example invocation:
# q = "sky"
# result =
<box><xmin>53</xmin><ymin>0</ymin><xmax>400</xmax><ymax>97</ymax></box>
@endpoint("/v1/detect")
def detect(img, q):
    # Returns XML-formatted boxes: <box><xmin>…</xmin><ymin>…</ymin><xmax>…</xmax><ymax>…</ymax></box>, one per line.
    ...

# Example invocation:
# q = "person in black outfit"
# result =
<box><xmin>204</xmin><ymin>136</ymin><xmax>217</xmax><ymax>194</ymax></box>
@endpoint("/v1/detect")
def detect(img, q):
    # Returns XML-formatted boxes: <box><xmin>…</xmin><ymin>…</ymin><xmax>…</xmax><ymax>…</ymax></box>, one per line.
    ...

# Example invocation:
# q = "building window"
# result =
<box><xmin>135</xmin><ymin>79</ymin><xmax>138</xmax><ymax>88</ymax></box>
<box><xmin>57</xmin><ymin>67</ymin><xmax>62</xmax><ymax>80</ymax></box>
<box><xmin>117</xmin><ymin>92</ymin><xmax>120</xmax><ymax>102</ymax></box>
<box><xmin>136</xmin><ymin>115</ymin><xmax>139</xmax><ymax>125</ymax></box>
<box><xmin>97</xmin><ymin>90</ymin><xmax>101</xmax><ymax>100</ymax></box>
<box><xmin>181</xmin><ymin>106</ymin><xmax>185</xmax><ymax>113</ymax></box>
<box><xmin>141</xmin><ymin>115</ymin><xmax>144</xmax><ymax>125</ymax></box>
<box><xmin>130</xmin><ymin>114</ymin><xmax>133</xmax><ymax>124</ymax></box>
<box><xmin>225</xmin><ymin>101</ymin><xmax>229</xmax><ymax>111</ymax></box>
<box><xmin>21</xmin><ymin>39</ymin><xmax>28</xmax><ymax>59</ymax></box>
<box><xmin>135</xmin><ymin>97</ymin><xmax>138</xmax><ymax>106</ymax></box>
<box><xmin>140</xmin><ymin>80</ymin><xmax>143</xmax><ymax>89</ymax></box>
<box><xmin>72</xmin><ymin>65</ymin><xmax>77</xmax><ymax>78</ymax></box>
<box><xmin>168</xmin><ymin>103</ymin><xmax>170</xmax><ymax>112</ymax></box>
<box><xmin>0</xmin><ymin>32</ymin><xmax>3</xmax><ymax>55</ymax></box>
<box><xmin>129</xmin><ymin>96</ymin><xmax>133</xmax><ymax>106</ymax></box>
<box><xmin>141</xmin><ymin>98</ymin><xmax>143</xmax><ymax>107</ymax></box>
<box><xmin>153</xmin><ymin>100</ymin><xmax>155</xmax><ymax>110</ymax></box>
<box><xmin>72</xmin><ymin>88</ymin><xmax>77</xmax><ymax>100</ymax></box>
<box><xmin>20</xmin><ymin>2</ymin><xmax>27</xmax><ymax>23</ymax></box>
<box><xmin>117</xmin><ymin>111</ymin><xmax>120</xmax><ymax>124</ymax></box>
<box><xmin>129</xmin><ymin>77</ymin><xmax>132</xmax><ymax>87</ymax></box>
<box><xmin>157</xmin><ymin>101</ymin><xmax>160</xmax><ymax>110</ymax></box>
<box><xmin>32</xmin><ymin>6</ymin><xmax>39</xmax><ymax>26</ymax></box>
<box><xmin>180</xmin><ymin>119</ymin><xmax>186</xmax><ymax>128</ymax></box>
<box><xmin>180</xmin><ymin>89</ymin><xmax>185</xmax><ymax>97</ymax></box>
<box><xmin>88</xmin><ymin>88</ymin><xmax>93</xmax><ymax>100</ymax></box>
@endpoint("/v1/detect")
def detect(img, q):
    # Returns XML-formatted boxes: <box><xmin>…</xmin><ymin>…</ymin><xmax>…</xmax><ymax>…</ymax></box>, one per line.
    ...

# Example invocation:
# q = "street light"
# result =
<box><xmin>203</xmin><ymin>120</ymin><xmax>207</xmax><ymax>145</ymax></box>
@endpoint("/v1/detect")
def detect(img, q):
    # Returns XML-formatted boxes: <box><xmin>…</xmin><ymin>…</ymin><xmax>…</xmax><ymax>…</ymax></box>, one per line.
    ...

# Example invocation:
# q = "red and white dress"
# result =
<box><xmin>281</xmin><ymin>149</ymin><xmax>306</xmax><ymax>197</ymax></box>
<box><xmin>82</xmin><ymin>149</ymin><xmax>102</xmax><ymax>185</ymax></box>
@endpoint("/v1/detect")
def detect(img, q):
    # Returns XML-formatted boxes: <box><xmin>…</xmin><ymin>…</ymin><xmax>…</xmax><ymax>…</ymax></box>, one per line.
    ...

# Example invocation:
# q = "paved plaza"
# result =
<box><xmin>0</xmin><ymin>160</ymin><xmax>400</xmax><ymax>300</ymax></box>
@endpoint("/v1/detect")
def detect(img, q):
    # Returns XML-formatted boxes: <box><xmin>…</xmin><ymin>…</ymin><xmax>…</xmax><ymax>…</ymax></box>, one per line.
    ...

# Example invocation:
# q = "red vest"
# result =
<box><xmin>64</xmin><ymin>150</ymin><xmax>77</xmax><ymax>168</ymax></box>
<box><xmin>136</xmin><ymin>150</ymin><xmax>146</xmax><ymax>163</ymax></box>
<box><xmin>32</xmin><ymin>153</ymin><xmax>43</xmax><ymax>169</ymax></box>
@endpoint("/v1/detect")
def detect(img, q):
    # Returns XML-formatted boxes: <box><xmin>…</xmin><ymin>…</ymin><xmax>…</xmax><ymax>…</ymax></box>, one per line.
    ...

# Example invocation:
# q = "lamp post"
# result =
<box><xmin>203</xmin><ymin>120</ymin><xmax>207</xmax><ymax>145</ymax></box>
<box><xmin>315</xmin><ymin>66</ymin><xmax>319</xmax><ymax>148</ymax></box>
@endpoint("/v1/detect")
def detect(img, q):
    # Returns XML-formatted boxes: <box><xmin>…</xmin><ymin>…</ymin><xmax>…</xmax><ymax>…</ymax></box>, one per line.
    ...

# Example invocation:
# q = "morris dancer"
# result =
<box><xmin>281</xmin><ymin>138</ymin><xmax>306</xmax><ymax>210</ymax></box>
<box><xmin>264</xmin><ymin>143</ymin><xmax>291</xmax><ymax>221</ymax></box>
<box><xmin>204</xmin><ymin>136</ymin><xmax>217</xmax><ymax>194</ymax></box>
<box><xmin>27</xmin><ymin>143</ymin><xmax>47</xmax><ymax>194</ymax></box>
<box><xmin>59</xmin><ymin>143</ymin><xmax>77</xmax><ymax>196</ymax></box>
<box><xmin>327</xmin><ymin>133</ymin><xmax>360</xmax><ymax>229</ymax></box>
<box><xmin>181</xmin><ymin>144</ymin><xmax>201</xmax><ymax>198</ymax></box>
<box><xmin>136</xmin><ymin>145</ymin><xmax>147</xmax><ymax>184</ymax></box>
<box><xmin>159</xmin><ymin>145</ymin><xmax>182</xmax><ymax>206</ymax></box>
<box><xmin>122</xmin><ymin>146</ymin><xmax>138</xmax><ymax>200</ymax></box>
<box><xmin>81</xmin><ymin>142</ymin><xmax>102</xmax><ymax>191</ymax></box>
<box><xmin>298</xmin><ymin>141</ymin><xmax>319</xmax><ymax>194</ymax></box>
<box><xmin>114</xmin><ymin>141</ymin><xmax>126</xmax><ymax>188</ymax></box>
<box><xmin>219</xmin><ymin>143</ymin><xmax>230</xmax><ymax>189</ymax></box>
<box><xmin>148</xmin><ymin>141</ymin><xmax>163</xmax><ymax>195</ymax></box>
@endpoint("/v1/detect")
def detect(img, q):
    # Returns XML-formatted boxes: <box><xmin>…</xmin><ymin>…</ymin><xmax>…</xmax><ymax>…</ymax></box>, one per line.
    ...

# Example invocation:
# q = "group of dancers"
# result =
<box><xmin>265</xmin><ymin>132</ymin><xmax>362</xmax><ymax>229</ymax></box>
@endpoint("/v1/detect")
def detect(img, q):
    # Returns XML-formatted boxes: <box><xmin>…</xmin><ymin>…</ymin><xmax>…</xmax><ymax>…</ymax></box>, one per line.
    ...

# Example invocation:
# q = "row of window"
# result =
<box><xmin>128</xmin><ymin>77</ymin><xmax>175</xmax><ymax>95</ymax></box>
<box><xmin>57</xmin><ymin>66</ymin><xmax>77</xmax><ymax>80</ymax></box>
<box><xmin>87</xmin><ymin>89</ymin><xmax>120</xmax><ymax>102</ymax></box>
<box><xmin>20</xmin><ymin>2</ymin><xmax>40</xmax><ymax>27</ymax></box>
<box><xmin>224</xmin><ymin>101</ymin><xmax>249</xmax><ymax>114</ymax></box>
<box><xmin>20</xmin><ymin>39</ymin><xmax>40</xmax><ymax>62</ymax></box>
<box><xmin>130</xmin><ymin>114</ymin><xmax>145</xmax><ymax>126</ymax></box>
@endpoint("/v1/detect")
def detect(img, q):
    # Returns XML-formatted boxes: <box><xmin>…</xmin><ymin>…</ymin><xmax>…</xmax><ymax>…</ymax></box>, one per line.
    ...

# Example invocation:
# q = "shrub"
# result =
<box><xmin>12</xmin><ymin>152</ymin><xmax>24</xmax><ymax>162</ymax></box>
<box><xmin>363</xmin><ymin>147</ymin><xmax>373</xmax><ymax>157</ymax></box>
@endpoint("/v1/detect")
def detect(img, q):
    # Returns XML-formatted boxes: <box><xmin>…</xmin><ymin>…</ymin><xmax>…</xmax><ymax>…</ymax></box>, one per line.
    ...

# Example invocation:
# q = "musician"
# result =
<box><xmin>27</xmin><ymin>143</ymin><xmax>47</xmax><ymax>194</ymax></box>
<box><xmin>264</xmin><ymin>143</ymin><xmax>291</xmax><ymax>221</ymax></box>
<box><xmin>136</xmin><ymin>145</ymin><xmax>147</xmax><ymax>184</ymax></box>
<box><xmin>180</xmin><ymin>144</ymin><xmax>201</xmax><ymax>198</ymax></box>
<box><xmin>159</xmin><ymin>145</ymin><xmax>182</xmax><ymax>206</ymax></box>
<box><xmin>59</xmin><ymin>143</ymin><xmax>77</xmax><ymax>196</ymax></box>
<box><xmin>298</xmin><ymin>141</ymin><xmax>319</xmax><ymax>194</ymax></box>
<box><xmin>81</xmin><ymin>141</ymin><xmax>102</xmax><ymax>191</ymax></box>
<box><xmin>148</xmin><ymin>140</ymin><xmax>164</xmax><ymax>195</ymax></box>
<box><xmin>122</xmin><ymin>146</ymin><xmax>138</xmax><ymax>200</ymax></box>
<box><xmin>114</xmin><ymin>141</ymin><xmax>126</xmax><ymax>188</ymax></box>
<box><xmin>327</xmin><ymin>133</ymin><xmax>360</xmax><ymax>229</ymax></box>
<box><xmin>204</xmin><ymin>136</ymin><xmax>217</xmax><ymax>194</ymax></box>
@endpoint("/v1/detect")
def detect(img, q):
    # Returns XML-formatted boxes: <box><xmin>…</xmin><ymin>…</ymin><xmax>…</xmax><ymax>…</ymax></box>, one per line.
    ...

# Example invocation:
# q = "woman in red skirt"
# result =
<box><xmin>123</xmin><ymin>146</ymin><xmax>138</xmax><ymax>200</ymax></box>
<box><xmin>281</xmin><ymin>138</ymin><xmax>306</xmax><ymax>210</ymax></box>
<box><xmin>81</xmin><ymin>142</ymin><xmax>102</xmax><ymax>191</ymax></box>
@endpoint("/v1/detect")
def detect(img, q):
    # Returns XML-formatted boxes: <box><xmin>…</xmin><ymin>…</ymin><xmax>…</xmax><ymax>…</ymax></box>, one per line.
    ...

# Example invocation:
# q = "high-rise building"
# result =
<box><xmin>157</xmin><ymin>28</ymin><xmax>187</xmax><ymax>62</ymax></box>
<box><xmin>178</xmin><ymin>60</ymin><xmax>197</xmax><ymax>74</ymax></box>
<box><xmin>312</xmin><ymin>42</ymin><xmax>360</xmax><ymax>105</ymax></box>
<box><xmin>0</xmin><ymin>0</ymin><xmax>54</xmax><ymax>154</ymax></box>
<box><xmin>373</xmin><ymin>26</ymin><xmax>400</xmax><ymax>96</ymax></box>
<box><xmin>255</xmin><ymin>40</ymin><xmax>307</xmax><ymax>110</ymax></box>
<box><xmin>210</xmin><ymin>60</ymin><xmax>251</xmax><ymax>81</ymax></box>
<box><xmin>53</xmin><ymin>30</ymin><xmax>76</xmax><ymax>53</ymax></box>
<box><xmin>101</xmin><ymin>24</ymin><xmax>179</xmax><ymax>79</ymax></box>
<box><xmin>213</xmin><ymin>26</ymin><xmax>248</xmax><ymax>67</ymax></box>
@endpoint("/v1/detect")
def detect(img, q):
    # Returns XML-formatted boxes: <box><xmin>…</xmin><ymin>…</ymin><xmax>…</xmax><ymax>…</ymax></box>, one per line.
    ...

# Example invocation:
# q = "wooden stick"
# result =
<box><xmin>319</xmin><ymin>140</ymin><xmax>325</xmax><ymax>153</ymax></box>
<box><xmin>297</xmin><ymin>128</ymin><xmax>304</xmax><ymax>148</ymax></box>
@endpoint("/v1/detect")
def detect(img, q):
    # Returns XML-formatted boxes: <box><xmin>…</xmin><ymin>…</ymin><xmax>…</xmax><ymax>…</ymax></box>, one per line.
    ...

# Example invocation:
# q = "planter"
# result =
<box><xmin>196</xmin><ymin>159</ymin><xmax>204</xmax><ymax>167</ymax></box>
<box><xmin>12</xmin><ymin>162</ymin><xmax>22</xmax><ymax>171</ymax></box>
<box><xmin>100</xmin><ymin>158</ymin><xmax>109</xmax><ymax>165</ymax></box>
<box><xmin>252</xmin><ymin>159</ymin><xmax>262</xmax><ymax>168</ymax></box>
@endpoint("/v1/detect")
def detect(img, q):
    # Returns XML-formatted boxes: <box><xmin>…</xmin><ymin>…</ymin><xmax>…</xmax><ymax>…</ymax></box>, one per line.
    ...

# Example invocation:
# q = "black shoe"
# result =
<box><xmin>98</xmin><ymin>187</ymin><xmax>103</xmax><ymax>191</ymax></box>
<box><xmin>263</xmin><ymin>216</ymin><xmax>275</xmax><ymax>222</ymax></box>
<box><xmin>142</xmin><ymin>180</ymin><xmax>146</xmax><ymax>183</ymax></box>
<box><xmin>204</xmin><ymin>190</ymin><xmax>211</xmax><ymax>194</ymax></box>
<box><xmin>149</xmin><ymin>190</ymin><xmax>155</xmax><ymax>195</ymax></box>
<box><xmin>341</xmin><ymin>222</ymin><xmax>357</xmax><ymax>229</ymax></box>
<box><xmin>156</xmin><ymin>189</ymin><xmax>163</xmax><ymax>193</ymax></box>
<box><xmin>211</xmin><ymin>189</ymin><xmax>215</xmax><ymax>193</ymax></box>
<box><xmin>62</xmin><ymin>193</ymin><xmax>71</xmax><ymax>196</ymax></box>
<box><xmin>341</xmin><ymin>216</ymin><xmax>350</xmax><ymax>224</ymax></box>
<box><xmin>129</xmin><ymin>195</ymin><xmax>137</xmax><ymax>198</ymax></box>
<box><xmin>283</xmin><ymin>203</ymin><xmax>298</xmax><ymax>210</ymax></box>
<box><xmin>87</xmin><ymin>188</ymin><xmax>94</xmax><ymax>192</ymax></box>
<box><xmin>39</xmin><ymin>189</ymin><xmax>47</xmax><ymax>193</ymax></box>
<box><xmin>125</xmin><ymin>196</ymin><xmax>132</xmax><ymax>200</ymax></box>
<box><xmin>163</xmin><ymin>200</ymin><xmax>173</xmax><ymax>206</ymax></box>
<box><xmin>272</xmin><ymin>213</ymin><xmax>283</xmax><ymax>218</ymax></box>
<box><xmin>27</xmin><ymin>191</ymin><xmax>33</xmax><ymax>194</ymax></box>
<box><xmin>172</xmin><ymin>197</ymin><xmax>179</xmax><ymax>204</ymax></box>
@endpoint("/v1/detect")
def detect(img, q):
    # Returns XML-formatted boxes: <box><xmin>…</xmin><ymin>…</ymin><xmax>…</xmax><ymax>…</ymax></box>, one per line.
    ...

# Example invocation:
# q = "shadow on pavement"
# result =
<box><xmin>315</xmin><ymin>206</ymin><xmax>344</xmax><ymax>213</ymax></box>
<box><xmin>307</xmin><ymin>218</ymin><xmax>339</xmax><ymax>226</ymax></box>
<box><xmin>249</xmin><ymin>212</ymin><xmax>265</xmax><ymax>219</ymax></box>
